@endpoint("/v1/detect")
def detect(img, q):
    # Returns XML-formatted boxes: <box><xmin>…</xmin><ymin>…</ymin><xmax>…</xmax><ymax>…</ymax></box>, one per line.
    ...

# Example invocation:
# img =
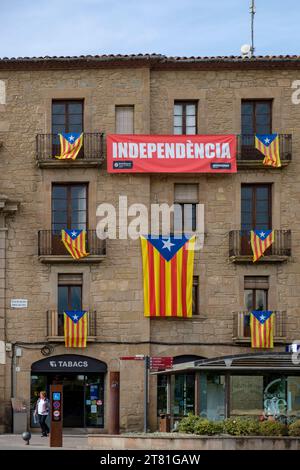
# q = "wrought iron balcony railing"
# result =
<box><xmin>47</xmin><ymin>310</ymin><xmax>97</xmax><ymax>337</ymax></box>
<box><xmin>233</xmin><ymin>310</ymin><xmax>286</xmax><ymax>341</ymax></box>
<box><xmin>38</xmin><ymin>230</ymin><xmax>106</xmax><ymax>258</ymax></box>
<box><xmin>229</xmin><ymin>230</ymin><xmax>291</xmax><ymax>261</ymax></box>
<box><xmin>237</xmin><ymin>134</ymin><xmax>292</xmax><ymax>166</ymax></box>
<box><xmin>36</xmin><ymin>133</ymin><xmax>104</xmax><ymax>166</ymax></box>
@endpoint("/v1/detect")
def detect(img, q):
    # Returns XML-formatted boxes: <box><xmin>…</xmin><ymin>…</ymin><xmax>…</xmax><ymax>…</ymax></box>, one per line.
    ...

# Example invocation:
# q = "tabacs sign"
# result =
<box><xmin>32</xmin><ymin>354</ymin><xmax>107</xmax><ymax>373</ymax></box>
<box><xmin>107</xmin><ymin>134</ymin><xmax>237</xmax><ymax>173</ymax></box>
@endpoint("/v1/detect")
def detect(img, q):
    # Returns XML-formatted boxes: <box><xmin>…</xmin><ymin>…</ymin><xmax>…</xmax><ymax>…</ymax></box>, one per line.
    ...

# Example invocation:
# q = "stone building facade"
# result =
<box><xmin>0</xmin><ymin>54</ymin><xmax>299</xmax><ymax>432</ymax></box>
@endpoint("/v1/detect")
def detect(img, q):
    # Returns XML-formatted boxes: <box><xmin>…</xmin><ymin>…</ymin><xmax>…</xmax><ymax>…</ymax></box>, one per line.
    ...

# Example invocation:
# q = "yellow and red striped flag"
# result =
<box><xmin>55</xmin><ymin>132</ymin><xmax>83</xmax><ymax>160</ymax></box>
<box><xmin>140</xmin><ymin>235</ymin><xmax>195</xmax><ymax>317</ymax></box>
<box><xmin>250</xmin><ymin>229</ymin><xmax>274</xmax><ymax>262</ymax></box>
<box><xmin>61</xmin><ymin>229</ymin><xmax>89</xmax><ymax>260</ymax></box>
<box><xmin>255</xmin><ymin>134</ymin><xmax>281</xmax><ymax>168</ymax></box>
<box><xmin>250</xmin><ymin>310</ymin><xmax>274</xmax><ymax>348</ymax></box>
<box><xmin>64</xmin><ymin>310</ymin><xmax>88</xmax><ymax>348</ymax></box>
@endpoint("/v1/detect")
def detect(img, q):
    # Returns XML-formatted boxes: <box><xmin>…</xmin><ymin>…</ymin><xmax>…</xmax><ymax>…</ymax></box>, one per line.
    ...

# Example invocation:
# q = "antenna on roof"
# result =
<box><xmin>250</xmin><ymin>0</ymin><xmax>256</xmax><ymax>56</ymax></box>
<box><xmin>240</xmin><ymin>1</ymin><xmax>255</xmax><ymax>58</ymax></box>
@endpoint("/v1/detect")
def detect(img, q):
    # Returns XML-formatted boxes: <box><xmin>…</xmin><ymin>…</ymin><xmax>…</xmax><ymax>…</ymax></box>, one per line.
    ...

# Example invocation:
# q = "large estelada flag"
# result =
<box><xmin>64</xmin><ymin>310</ymin><xmax>88</xmax><ymax>348</ymax></box>
<box><xmin>250</xmin><ymin>229</ymin><xmax>274</xmax><ymax>262</ymax></box>
<box><xmin>61</xmin><ymin>229</ymin><xmax>89</xmax><ymax>260</ymax></box>
<box><xmin>140</xmin><ymin>235</ymin><xmax>195</xmax><ymax>317</ymax></box>
<box><xmin>250</xmin><ymin>310</ymin><xmax>274</xmax><ymax>348</ymax></box>
<box><xmin>55</xmin><ymin>132</ymin><xmax>83</xmax><ymax>160</ymax></box>
<box><xmin>255</xmin><ymin>134</ymin><xmax>281</xmax><ymax>168</ymax></box>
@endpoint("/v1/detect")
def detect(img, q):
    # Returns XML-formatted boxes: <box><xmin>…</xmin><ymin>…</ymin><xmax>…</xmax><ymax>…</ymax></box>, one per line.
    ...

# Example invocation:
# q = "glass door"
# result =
<box><xmin>84</xmin><ymin>374</ymin><xmax>105</xmax><ymax>427</ymax></box>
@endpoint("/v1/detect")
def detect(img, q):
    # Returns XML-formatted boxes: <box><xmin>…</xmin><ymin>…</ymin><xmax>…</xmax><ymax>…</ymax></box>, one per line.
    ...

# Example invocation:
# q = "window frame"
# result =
<box><xmin>52</xmin><ymin>99</ymin><xmax>84</xmax><ymax>134</ymax></box>
<box><xmin>173</xmin><ymin>100</ymin><xmax>198</xmax><ymax>135</ymax></box>
<box><xmin>192</xmin><ymin>276</ymin><xmax>199</xmax><ymax>316</ymax></box>
<box><xmin>51</xmin><ymin>182</ymin><xmax>89</xmax><ymax>233</ymax></box>
<box><xmin>241</xmin><ymin>99</ymin><xmax>272</xmax><ymax>135</ymax></box>
<box><xmin>115</xmin><ymin>105</ymin><xmax>134</xmax><ymax>134</ymax></box>
<box><xmin>241</xmin><ymin>183</ymin><xmax>272</xmax><ymax>230</ymax></box>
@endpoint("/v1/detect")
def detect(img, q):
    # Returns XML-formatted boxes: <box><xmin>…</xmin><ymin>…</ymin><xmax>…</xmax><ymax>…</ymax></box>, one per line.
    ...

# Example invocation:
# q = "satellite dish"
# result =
<box><xmin>241</xmin><ymin>44</ymin><xmax>252</xmax><ymax>58</ymax></box>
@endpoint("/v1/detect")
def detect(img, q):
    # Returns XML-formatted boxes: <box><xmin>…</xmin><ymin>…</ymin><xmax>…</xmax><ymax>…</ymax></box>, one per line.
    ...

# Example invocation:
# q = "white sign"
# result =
<box><xmin>11</xmin><ymin>299</ymin><xmax>28</xmax><ymax>308</ymax></box>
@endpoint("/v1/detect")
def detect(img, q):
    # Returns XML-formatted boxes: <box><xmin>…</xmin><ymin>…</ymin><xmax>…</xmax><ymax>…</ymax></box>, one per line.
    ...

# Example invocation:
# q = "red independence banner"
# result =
<box><xmin>107</xmin><ymin>134</ymin><xmax>237</xmax><ymax>173</ymax></box>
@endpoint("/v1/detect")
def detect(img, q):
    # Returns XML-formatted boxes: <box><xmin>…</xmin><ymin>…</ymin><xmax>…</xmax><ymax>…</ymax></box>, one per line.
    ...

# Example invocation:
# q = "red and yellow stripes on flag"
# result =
<box><xmin>255</xmin><ymin>135</ymin><xmax>281</xmax><ymax>168</ymax></box>
<box><xmin>250</xmin><ymin>230</ymin><xmax>274</xmax><ymax>262</ymax></box>
<box><xmin>64</xmin><ymin>312</ymin><xmax>88</xmax><ymax>348</ymax></box>
<box><xmin>250</xmin><ymin>314</ymin><xmax>274</xmax><ymax>348</ymax></box>
<box><xmin>141</xmin><ymin>236</ymin><xmax>195</xmax><ymax>317</ymax></box>
<box><xmin>61</xmin><ymin>230</ymin><xmax>89</xmax><ymax>260</ymax></box>
<box><xmin>55</xmin><ymin>133</ymin><xmax>83</xmax><ymax>160</ymax></box>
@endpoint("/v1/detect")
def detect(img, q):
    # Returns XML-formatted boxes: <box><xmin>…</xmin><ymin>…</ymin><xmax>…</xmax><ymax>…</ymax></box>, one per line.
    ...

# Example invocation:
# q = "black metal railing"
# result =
<box><xmin>233</xmin><ymin>311</ymin><xmax>286</xmax><ymax>339</ymax></box>
<box><xmin>47</xmin><ymin>310</ymin><xmax>97</xmax><ymax>337</ymax></box>
<box><xmin>36</xmin><ymin>133</ymin><xmax>104</xmax><ymax>163</ymax></box>
<box><xmin>229</xmin><ymin>230</ymin><xmax>291</xmax><ymax>258</ymax></box>
<box><xmin>237</xmin><ymin>134</ymin><xmax>292</xmax><ymax>162</ymax></box>
<box><xmin>38</xmin><ymin>230</ymin><xmax>106</xmax><ymax>256</ymax></box>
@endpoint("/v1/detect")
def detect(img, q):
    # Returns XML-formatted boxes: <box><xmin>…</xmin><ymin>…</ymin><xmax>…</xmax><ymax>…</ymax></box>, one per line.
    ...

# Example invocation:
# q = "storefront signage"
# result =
<box><xmin>31</xmin><ymin>354</ymin><xmax>107</xmax><ymax>373</ymax></box>
<box><xmin>11</xmin><ymin>299</ymin><xmax>28</xmax><ymax>308</ymax></box>
<box><xmin>107</xmin><ymin>134</ymin><xmax>237</xmax><ymax>173</ymax></box>
<box><xmin>150</xmin><ymin>356</ymin><xmax>173</xmax><ymax>371</ymax></box>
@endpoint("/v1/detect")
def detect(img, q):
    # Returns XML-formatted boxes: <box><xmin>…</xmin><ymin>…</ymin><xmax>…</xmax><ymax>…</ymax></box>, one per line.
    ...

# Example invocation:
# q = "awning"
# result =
<box><xmin>151</xmin><ymin>352</ymin><xmax>300</xmax><ymax>375</ymax></box>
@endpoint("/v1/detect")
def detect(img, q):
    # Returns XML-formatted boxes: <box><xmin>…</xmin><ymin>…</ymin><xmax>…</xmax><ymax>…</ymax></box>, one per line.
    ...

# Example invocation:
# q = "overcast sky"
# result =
<box><xmin>0</xmin><ymin>0</ymin><xmax>299</xmax><ymax>58</ymax></box>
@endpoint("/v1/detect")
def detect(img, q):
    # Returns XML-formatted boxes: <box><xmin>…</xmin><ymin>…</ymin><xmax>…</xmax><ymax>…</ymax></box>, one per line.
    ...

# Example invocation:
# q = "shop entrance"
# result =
<box><xmin>31</xmin><ymin>354</ymin><xmax>107</xmax><ymax>428</ymax></box>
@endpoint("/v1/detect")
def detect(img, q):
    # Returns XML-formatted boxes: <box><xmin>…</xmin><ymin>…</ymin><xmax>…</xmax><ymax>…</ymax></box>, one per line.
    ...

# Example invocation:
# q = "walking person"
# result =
<box><xmin>34</xmin><ymin>391</ymin><xmax>50</xmax><ymax>437</ymax></box>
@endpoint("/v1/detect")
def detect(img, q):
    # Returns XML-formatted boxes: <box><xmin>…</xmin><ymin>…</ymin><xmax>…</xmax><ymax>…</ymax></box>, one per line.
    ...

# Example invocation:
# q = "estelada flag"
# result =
<box><xmin>64</xmin><ymin>310</ymin><xmax>88</xmax><ymax>348</ymax></box>
<box><xmin>250</xmin><ymin>229</ymin><xmax>274</xmax><ymax>262</ymax></box>
<box><xmin>140</xmin><ymin>235</ymin><xmax>195</xmax><ymax>317</ymax></box>
<box><xmin>61</xmin><ymin>229</ymin><xmax>89</xmax><ymax>260</ymax></box>
<box><xmin>250</xmin><ymin>310</ymin><xmax>274</xmax><ymax>348</ymax></box>
<box><xmin>55</xmin><ymin>132</ymin><xmax>83</xmax><ymax>160</ymax></box>
<box><xmin>255</xmin><ymin>134</ymin><xmax>281</xmax><ymax>168</ymax></box>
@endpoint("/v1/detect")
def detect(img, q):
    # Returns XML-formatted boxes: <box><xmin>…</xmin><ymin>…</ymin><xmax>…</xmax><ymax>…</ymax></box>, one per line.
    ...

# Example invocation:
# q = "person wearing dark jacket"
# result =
<box><xmin>34</xmin><ymin>391</ymin><xmax>50</xmax><ymax>437</ymax></box>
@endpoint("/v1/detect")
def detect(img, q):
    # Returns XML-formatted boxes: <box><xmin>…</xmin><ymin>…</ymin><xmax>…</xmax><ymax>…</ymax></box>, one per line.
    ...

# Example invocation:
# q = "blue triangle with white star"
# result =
<box><xmin>64</xmin><ymin>310</ymin><xmax>86</xmax><ymax>324</ymax></box>
<box><xmin>64</xmin><ymin>229</ymin><xmax>83</xmax><ymax>240</ymax></box>
<box><xmin>144</xmin><ymin>235</ymin><xmax>191</xmax><ymax>261</ymax></box>
<box><xmin>253</xmin><ymin>229</ymin><xmax>272</xmax><ymax>240</ymax></box>
<box><xmin>251</xmin><ymin>310</ymin><xmax>273</xmax><ymax>325</ymax></box>
<box><xmin>61</xmin><ymin>132</ymin><xmax>81</xmax><ymax>144</ymax></box>
<box><xmin>256</xmin><ymin>134</ymin><xmax>278</xmax><ymax>147</ymax></box>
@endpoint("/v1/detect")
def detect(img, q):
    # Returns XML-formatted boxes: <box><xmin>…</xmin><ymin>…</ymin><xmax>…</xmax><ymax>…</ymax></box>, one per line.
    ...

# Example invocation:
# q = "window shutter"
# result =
<box><xmin>58</xmin><ymin>274</ymin><xmax>83</xmax><ymax>285</ymax></box>
<box><xmin>115</xmin><ymin>106</ymin><xmax>134</xmax><ymax>134</ymax></box>
<box><xmin>174</xmin><ymin>184</ymin><xmax>198</xmax><ymax>202</ymax></box>
<box><xmin>244</xmin><ymin>276</ymin><xmax>269</xmax><ymax>290</ymax></box>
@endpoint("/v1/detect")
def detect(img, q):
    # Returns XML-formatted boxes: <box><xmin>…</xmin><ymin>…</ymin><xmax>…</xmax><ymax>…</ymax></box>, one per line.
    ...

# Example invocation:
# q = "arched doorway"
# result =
<box><xmin>31</xmin><ymin>354</ymin><xmax>107</xmax><ymax>428</ymax></box>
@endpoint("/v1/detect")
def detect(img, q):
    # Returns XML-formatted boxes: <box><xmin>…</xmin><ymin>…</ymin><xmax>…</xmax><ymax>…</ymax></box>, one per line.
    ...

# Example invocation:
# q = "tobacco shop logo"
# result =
<box><xmin>49</xmin><ymin>360</ymin><xmax>88</xmax><ymax>368</ymax></box>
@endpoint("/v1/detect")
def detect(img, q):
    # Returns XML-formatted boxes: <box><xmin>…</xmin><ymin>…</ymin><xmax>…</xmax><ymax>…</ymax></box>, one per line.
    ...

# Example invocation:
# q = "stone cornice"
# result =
<box><xmin>0</xmin><ymin>195</ymin><xmax>19</xmax><ymax>214</ymax></box>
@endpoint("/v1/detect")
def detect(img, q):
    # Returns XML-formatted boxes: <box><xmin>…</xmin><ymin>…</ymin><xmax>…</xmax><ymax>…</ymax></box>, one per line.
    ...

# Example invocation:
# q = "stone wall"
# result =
<box><xmin>0</xmin><ymin>63</ymin><xmax>299</xmax><ymax>431</ymax></box>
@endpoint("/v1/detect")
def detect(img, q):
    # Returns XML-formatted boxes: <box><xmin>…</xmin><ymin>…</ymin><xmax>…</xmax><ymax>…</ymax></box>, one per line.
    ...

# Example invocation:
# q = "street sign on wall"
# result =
<box><xmin>149</xmin><ymin>356</ymin><xmax>173</xmax><ymax>371</ymax></box>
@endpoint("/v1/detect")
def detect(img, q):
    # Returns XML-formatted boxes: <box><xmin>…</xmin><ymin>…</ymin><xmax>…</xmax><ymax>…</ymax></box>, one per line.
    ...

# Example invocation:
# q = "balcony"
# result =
<box><xmin>237</xmin><ymin>134</ymin><xmax>292</xmax><ymax>168</ymax></box>
<box><xmin>46</xmin><ymin>310</ymin><xmax>98</xmax><ymax>341</ymax></box>
<box><xmin>36</xmin><ymin>133</ymin><xmax>104</xmax><ymax>168</ymax></box>
<box><xmin>38</xmin><ymin>230</ymin><xmax>106</xmax><ymax>263</ymax></box>
<box><xmin>229</xmin><ymin>230</ymin><xmax>291</xmax><ymax>263</ymax></box>
<box><xmin>233</xmin><ymin>311</ymin><xmax>286</xmax><ymax>343</ymax></box>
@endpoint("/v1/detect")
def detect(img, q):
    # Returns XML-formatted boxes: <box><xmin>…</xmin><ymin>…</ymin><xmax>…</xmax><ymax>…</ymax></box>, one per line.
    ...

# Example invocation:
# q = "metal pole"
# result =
<box><xmin>250</xmin><ymin>0</ymin><xmax>255</xmax><ymax>55</ymax></box>
<box><xmin>144</xmin><ymin>356</ymin><xmax>149</xmax><ymax>433</ymax></box>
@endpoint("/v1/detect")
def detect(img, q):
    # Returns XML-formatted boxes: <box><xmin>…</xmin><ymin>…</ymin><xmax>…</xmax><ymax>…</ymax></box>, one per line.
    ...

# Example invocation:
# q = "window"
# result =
<box><xmin>115</xmin><ymin>106</ymin><xmax>134</xmax><ymax>134</ymax></box>
<box><xmin>174</xmin><ymin>101</ymin><xmax>197</xmax><ymax>135</ymax></box>
<box><xmin>52</xmin><ymin>100</ymin><xmax>84</xmax><ymax>135</ymax></box>
<box><xmin>241</xmin><ymin>184</ymin><xmax>272</xmax><ymax>232</ymax></box>
<box><xmin>52</xmin><ymin>100</ymin><xmax>84</xmax><ymax>156</ymax></box>
<box><xmin>241</xmin><ymin>100</ymin><xmax>272</xmax><ymax>148</ymax></box>
<box><xmin>52</xmin><ymin>184</ymin><xmax>87</xmax><ymax>233</ymax></box>
<box><xmin>244</xmin><ymin>276</ymin><xmax>269</xmax><ymax>336</ymax></box>
<box><xmin>192</xmin><ymin>276</ymin><xmax>199</xmax><ymax>316</ymax></box>
<box><xmin>174</xmin><ymin>184</ymin><xmax>198</xmax><ymax>232</ymax></box>
<box><xmin>52</xmin><ymin>183</ymin><xmax>88</xmax><ymax>255</ymax></box>
<box><xmin>57</xmin><ymin>274</ymin><xmax>82</xmax><ymax>335</ymax></box>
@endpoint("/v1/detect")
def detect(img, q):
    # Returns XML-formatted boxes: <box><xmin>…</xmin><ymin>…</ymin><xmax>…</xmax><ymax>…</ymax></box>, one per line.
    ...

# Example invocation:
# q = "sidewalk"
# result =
<box><xmin>0</xmin><ymin>433</ymin><xmax>90</xmax><ymax>450</ymax></box>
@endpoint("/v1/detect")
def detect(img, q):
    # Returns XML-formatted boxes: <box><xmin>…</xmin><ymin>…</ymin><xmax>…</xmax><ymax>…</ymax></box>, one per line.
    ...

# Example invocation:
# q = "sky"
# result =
<box><xmin>0</xmin><ymin>0</ymin><xmax>299</xmax><ymax>58</ymax></box>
